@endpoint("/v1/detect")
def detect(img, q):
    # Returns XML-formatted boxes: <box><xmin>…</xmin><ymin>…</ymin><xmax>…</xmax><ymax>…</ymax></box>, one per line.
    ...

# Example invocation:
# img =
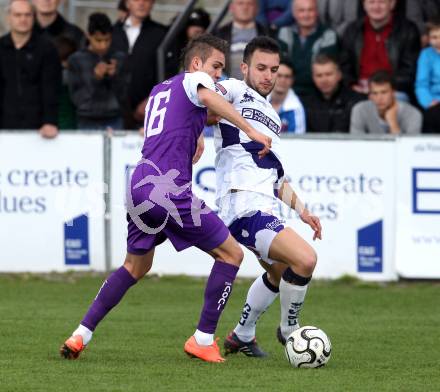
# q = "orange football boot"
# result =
<box><xmin>60</xmin><ymin>335</ymin><xmax>86</xmax><ymax>360</ymax></box>
<box><xmin>184</xmin><ymin>336</ymin><xmax>225</xmax><ymax>363</ymax></box>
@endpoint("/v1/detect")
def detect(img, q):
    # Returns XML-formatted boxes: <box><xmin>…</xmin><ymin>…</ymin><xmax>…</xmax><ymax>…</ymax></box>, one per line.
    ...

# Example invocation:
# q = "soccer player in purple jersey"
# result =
<box><xmin>60</xmin><ymin>34</ymin><xmax>272</xmax><ymax>363</ymax></box>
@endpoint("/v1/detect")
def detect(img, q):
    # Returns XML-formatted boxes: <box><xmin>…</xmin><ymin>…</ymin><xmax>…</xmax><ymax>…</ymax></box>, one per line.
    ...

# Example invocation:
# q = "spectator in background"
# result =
<box><xmin>169</xmin><ymin>8</ymin><xmax>211</xmax><ymax>74</ymax></box>
<box><xmin>302</xmin><ymin>53</ymin><xmax>365</xmax><ymax>133</ymax></box>
<box><xmin>350</xmin><ymin>71</ymin><xmax>422</xmax><ymax>134</ymax></box>
<box><xmin>416</xmin><ymin>17</ymin><xmax>440</xmax><ymax>133</ymax></box>
<box><xmin>316</xmin><ymin>0</ymin><xmax>360</xmax><ymax>37</ymax></box>
<box><xmin>278</xmin><ymin>0</ymin><xmax>339</xmax><ymax>98</ymax></box>
<box><xmin>340</xmin><ymin>0</ymin><xmax>420</xmax><ymax>100</ymax></box>
<box><xmin>257</xmin><ymin>0</ymin><xmax>294</xmax><ymax>30</ymax></box>
<box><xmin>32</xmin><ymin>0</ymin><xmax>84</xmax><ymax>130</ymax></box>
<box><xmin>117</xmin><ymin>0</ymin><xmax>128</xmax><ymax>23</ymax></box>
<box><xmin>0</xmin><ymin>0</ymin><xmax>61</xmax><ymax>137</ymax></box>
<box><xmin>57</xmin><ymin>35</ymin><xmax>78</xmax><ymax>129</ymax></box>
<box><xmin>406</xmin><ymin>0</ymin><xmax>440</xmax><ymax>46</ymax></box>
<box><xmin>269</xmin><ymin>60</ymin><xmax>306</xmax><ymax>133</ymax></box>
<box><xmin>183</xmin><ymin>8</ymin><xmax>211</xmax><ymax>40</ymax></box>
<box><xmin>32</xmin><ymin>0</ymin><xmax>85</xmax><ymax>50</ymax></box>
<box><xmin>214</xmin><ymin>0</ymin><xmax>267</xmax><ymax>79</ymax></box>
<box><xmin>68</xmin><ymin>13</ymin><xmax>126</xmax><ymax>130</ymax></box>
<box><xmin>111</xmin><ymin>0</ymin><xmax>167</xmax><ymax>129</ymax></box>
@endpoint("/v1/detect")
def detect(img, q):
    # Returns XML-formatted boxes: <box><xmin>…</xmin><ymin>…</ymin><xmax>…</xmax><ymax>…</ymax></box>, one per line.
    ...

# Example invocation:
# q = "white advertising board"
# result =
<box><xmin>395</xmin><ymin>138</ymin><xmax>440</xmax><ymax>278</ymax></box>
<box><xmin>111</xmin><ymin>135</ymin><xmax>397</xmax><ymax>280</ymax></box>
<box><xmin>0</xmin><ymin>133</ymin><xmax>105</xmax><ymax>272</ymax></box>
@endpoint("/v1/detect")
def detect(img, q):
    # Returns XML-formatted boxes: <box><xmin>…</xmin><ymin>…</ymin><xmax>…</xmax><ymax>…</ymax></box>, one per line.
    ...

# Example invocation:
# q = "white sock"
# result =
<box><xmin>279</xmin><ymin>279</ymin><xmax>308</xmax><ymax>339</ymax></box>
<box><xmin>234</xmin><ymin>274</ymin><xmax>279</xmax><ymax>343</ymax></box>
<box><xmin>73</xmin><ymin>324</ymin><xmax>93</xmax><ymax>345</ymax></box>
<box><xmin>194</xmin><ymin>329</ymin><xmax>214</xmax><ymax>346</ymax></box>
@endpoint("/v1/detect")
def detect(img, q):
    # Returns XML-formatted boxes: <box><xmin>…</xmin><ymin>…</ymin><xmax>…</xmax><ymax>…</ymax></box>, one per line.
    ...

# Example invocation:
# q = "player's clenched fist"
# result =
<box><xmin>247</xmin><ymin>129</ymin><xmax>272</xmax><ymax>158</ymax></box>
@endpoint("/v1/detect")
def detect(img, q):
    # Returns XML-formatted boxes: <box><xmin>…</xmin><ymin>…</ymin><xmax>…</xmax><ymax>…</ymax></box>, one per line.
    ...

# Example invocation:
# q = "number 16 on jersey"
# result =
<box><xmin>144</xmin><ymin>89</ymin><xmax>172</xmax><ymax>137</ymax></box>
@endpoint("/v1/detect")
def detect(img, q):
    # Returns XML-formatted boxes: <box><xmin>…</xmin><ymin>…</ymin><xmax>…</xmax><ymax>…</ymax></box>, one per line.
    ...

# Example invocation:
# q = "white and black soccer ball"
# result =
<box><xmin>284</xmin><ymin>326</ymin><xmax>331</xmax><ymax>368</ymax></box>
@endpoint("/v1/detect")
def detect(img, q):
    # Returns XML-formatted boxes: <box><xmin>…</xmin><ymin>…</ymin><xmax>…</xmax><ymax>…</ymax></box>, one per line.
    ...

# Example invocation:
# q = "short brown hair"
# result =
<box><xmin>312</xmin><ymin>53</ymin><xmax>340</xmax><ymax>68</ymax></box>
<box><xmin>182</xmin><ymin>34</ymin><xmax>228</xmax><ymax>70</ymax></box>
<box><xmin>426</xmin><ymin>16</ymin><xmax>440</xmax><ymax>34</ymax></box>
<box><xmin>368</xmin><ymin>70</ymin><xmax>395</xmax><ymax>89</ymax></box>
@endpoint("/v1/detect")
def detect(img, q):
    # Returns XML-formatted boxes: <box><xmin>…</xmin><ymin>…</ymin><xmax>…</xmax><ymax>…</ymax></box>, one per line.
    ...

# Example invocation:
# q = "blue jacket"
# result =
<box><xmin>415</xmin><ymin>46</ymin><xmax>440</xmax><ymax>109</ymax></box>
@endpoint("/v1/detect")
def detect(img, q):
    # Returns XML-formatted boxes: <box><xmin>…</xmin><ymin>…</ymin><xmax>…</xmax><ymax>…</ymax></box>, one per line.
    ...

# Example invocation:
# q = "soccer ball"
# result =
<box><xmin>284</xmin><ymin>326</ymin><xmax>331</xmax><ymax>368</ymax></box>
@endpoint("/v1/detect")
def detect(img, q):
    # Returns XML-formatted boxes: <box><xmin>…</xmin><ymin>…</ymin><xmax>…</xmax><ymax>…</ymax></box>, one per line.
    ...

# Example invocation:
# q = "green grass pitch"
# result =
<box><xmin>0</xmin><ymin>274</ymin><xmax>439</xmax><ymax>391</ymax></box>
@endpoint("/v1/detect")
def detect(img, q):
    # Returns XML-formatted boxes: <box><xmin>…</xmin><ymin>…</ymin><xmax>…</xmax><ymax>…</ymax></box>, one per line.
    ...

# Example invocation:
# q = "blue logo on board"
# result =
<box><xmin>64</xmin><ymin>214</ymin><xmax>90</xmax><ymax>265</ymax></box>
<box><xmin>357</xmin><ymin>220</ymin><xmax>383</xmax><ymax>273</ymax></box>
<box><xmin>412</xmin><ymin>168</ymin><xmax>440</xmax><ymax>214</ymax></box>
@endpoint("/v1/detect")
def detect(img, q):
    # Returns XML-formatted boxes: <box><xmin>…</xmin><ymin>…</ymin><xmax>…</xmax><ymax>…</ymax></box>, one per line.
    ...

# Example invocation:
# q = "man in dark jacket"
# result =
<box><xmin>32</xmin><ymin>0</ymin><xmax>86</xmax><ymax>131</ymax></box>
<box><xmin>32</xmin><ymin>0</ymin><xmax>85</xmax><ymax>50</ymax></box>
<box><xmin>340</xmin><ymin>0</ymin><xmax>420</xmax><ymax>99</ymax></box>
<box><xmin>301</xmin><ymin>53</ymin><xmax>365</xmax><ymax>132</ymax></box>
<box><xmin>278</xmin><ymin>0</ymin><xmax>339</xmax><ymax>98</ymax></box>
<box><xmin>0</xmin><ymin>0</ymin><xmax>61</xmax><ymax>137</ymax></box>
<box><xmin>111</xmin><ymin>0</ymin><xmax>167</xmax><ymax>129</ymax></box>
<box><xmin>214</xmin><ymin>0</ymin><xmax>267</xmax><ymax>78</ymax></box>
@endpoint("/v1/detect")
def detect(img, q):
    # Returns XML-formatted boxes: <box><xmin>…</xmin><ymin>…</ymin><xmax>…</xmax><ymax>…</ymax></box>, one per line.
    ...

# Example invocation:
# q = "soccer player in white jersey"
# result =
<box><xmin>213</xmin><ymin>36</ymin><xmax>322</xmax><ymax>357</ymax></box>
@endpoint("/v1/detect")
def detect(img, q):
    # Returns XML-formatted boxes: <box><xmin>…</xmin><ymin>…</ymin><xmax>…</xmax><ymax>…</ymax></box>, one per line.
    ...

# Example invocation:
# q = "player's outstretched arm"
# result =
<box><xmin>198</xmin><ymin>87</ymin><xmax>272</xmax><ymax>158</ymax></box>
<box><xmin>278</xmin><ymin>180</ymin><xmax>322</xmax><ymax>241</ymax></box>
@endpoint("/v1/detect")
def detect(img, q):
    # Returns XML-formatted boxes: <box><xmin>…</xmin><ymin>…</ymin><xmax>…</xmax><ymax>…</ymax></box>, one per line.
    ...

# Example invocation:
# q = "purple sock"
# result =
<box><xmin>197</xmin><ymin>260</ymin><xmax>239</xmax><ymax>334</ymax></box>
<box><xmin>81</xmin><ymin>266</ymin><xmax>137</xmax><ymax>331</ymax></box>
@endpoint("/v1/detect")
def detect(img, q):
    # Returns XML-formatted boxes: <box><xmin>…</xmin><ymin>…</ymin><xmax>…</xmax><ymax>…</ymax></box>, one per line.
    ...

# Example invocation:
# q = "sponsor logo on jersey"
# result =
<box><xmin>242</xmin><ymin>108</ymin><xmax>280</xmax><ymax>135</ymax></box>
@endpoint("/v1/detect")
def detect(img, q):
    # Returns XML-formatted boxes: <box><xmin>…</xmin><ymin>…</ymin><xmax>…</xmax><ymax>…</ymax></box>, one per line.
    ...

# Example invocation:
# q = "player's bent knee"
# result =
<box><xmin>221</xmin><ymin>243</ymin><xmax>244</xmax><ymax>266</ymax></box>
<box><xmin>228</xmin><ymin>244</ymin><xmax>244</xmax><ymax>266</ymax></box>
<box><xmin>212</xmin><ymin>235</ymin><xmax>244</xmax><ymax>266</ymax></box>
<box><xmin>124</xmin><ymin>252</ymin><xmax>153</xmax><ymax>280</ymax></box>
<box><xmin>302</xmin><ymin>249</ymin><xmax>317</xmax><ymax>276</ymax></box>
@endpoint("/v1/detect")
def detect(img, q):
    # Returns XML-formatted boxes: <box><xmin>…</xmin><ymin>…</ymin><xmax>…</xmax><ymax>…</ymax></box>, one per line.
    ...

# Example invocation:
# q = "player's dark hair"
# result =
<box><xmin>243</xmin><ymin>36</ymin><xmax>280</xmax><ymax>65</ymax></box>
<box><xmin>182</xmin><ymin>34</ymin><xmax>228</xmax><ymax>70</ymax></box>
<box><xmin>368</xmin><ymin>70</ymin><xmax>395</xmax><ymax>89</ymax></box>
<box><xmin>312</xmin><ymin>53</ymin><xmax>340</xmax><ymax>68</ymax></box>
<box><xmin>88</xmin><ymin>12</ymin><xmax>113</xmax><ymax>35</ymax></box>
<box><xmin>426</xmin><ymin>16</ymin><xmax>440</xmax><ymax>33</ymax></box>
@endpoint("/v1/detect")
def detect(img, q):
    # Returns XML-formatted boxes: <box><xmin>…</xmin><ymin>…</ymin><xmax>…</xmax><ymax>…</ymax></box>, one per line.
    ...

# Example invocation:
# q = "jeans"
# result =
<box><xmin>77</xmin><ymin>116</ymin><xmax>124</xmax><ymax>131</ymax></box>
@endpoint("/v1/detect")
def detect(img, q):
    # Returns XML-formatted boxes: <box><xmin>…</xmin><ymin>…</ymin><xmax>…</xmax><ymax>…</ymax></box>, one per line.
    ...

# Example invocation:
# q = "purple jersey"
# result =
<box><xmin>141</xmin><ymin>71</ymin><xmax>215</xmax><ymax>185</ymax></box>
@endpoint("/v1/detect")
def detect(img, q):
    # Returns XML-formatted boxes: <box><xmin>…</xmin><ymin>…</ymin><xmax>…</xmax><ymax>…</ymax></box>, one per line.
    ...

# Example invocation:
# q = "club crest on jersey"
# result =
<box><xmin>242</xmin><ymin>108</ymin><xmax>281</xmax><ymax>135</ymax></box>
<box><xmin>240</xmin><ymin>92</ymin><xmax>255</xmax><ymax>103</ymax></box>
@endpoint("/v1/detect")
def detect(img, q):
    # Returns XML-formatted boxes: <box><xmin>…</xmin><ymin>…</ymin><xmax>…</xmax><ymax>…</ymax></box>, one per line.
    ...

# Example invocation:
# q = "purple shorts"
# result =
<box><xmin>126</xmin><ymin>165</ymin><xmax>229</xmax><ymax>255</ymax></box>
<box><xmin>229</xmin><ymin>211</ymin><xmax>285</xmax><ymax>265</ymax></box>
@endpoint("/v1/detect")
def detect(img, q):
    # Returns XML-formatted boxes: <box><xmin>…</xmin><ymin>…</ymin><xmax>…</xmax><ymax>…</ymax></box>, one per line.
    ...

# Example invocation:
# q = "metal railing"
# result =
<box><xmin>65</xmin><ymin>1</ymin><xmax>224</xmax><ymax>25</ymax></box>
<box><xmin>156</xmin><ymin>0</ymin><xmax>231</xmax><ymax>82</ymax></box>
<box><xmin>207</xmin><ymin>0</ymin><xmax>231</xmax><ymax>33</ymax></box>
<box><xmin>156</xmin><ymin>0</ymin><xmax>198</xmax><ymax>82</ymax></box>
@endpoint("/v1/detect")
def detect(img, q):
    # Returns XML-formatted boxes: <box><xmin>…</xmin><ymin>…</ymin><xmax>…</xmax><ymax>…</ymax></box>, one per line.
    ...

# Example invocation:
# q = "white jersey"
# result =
<box><xmin>214</xmin><ymin>79</ymin><xmax>285</xmax><ymax>225</ymax></box>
